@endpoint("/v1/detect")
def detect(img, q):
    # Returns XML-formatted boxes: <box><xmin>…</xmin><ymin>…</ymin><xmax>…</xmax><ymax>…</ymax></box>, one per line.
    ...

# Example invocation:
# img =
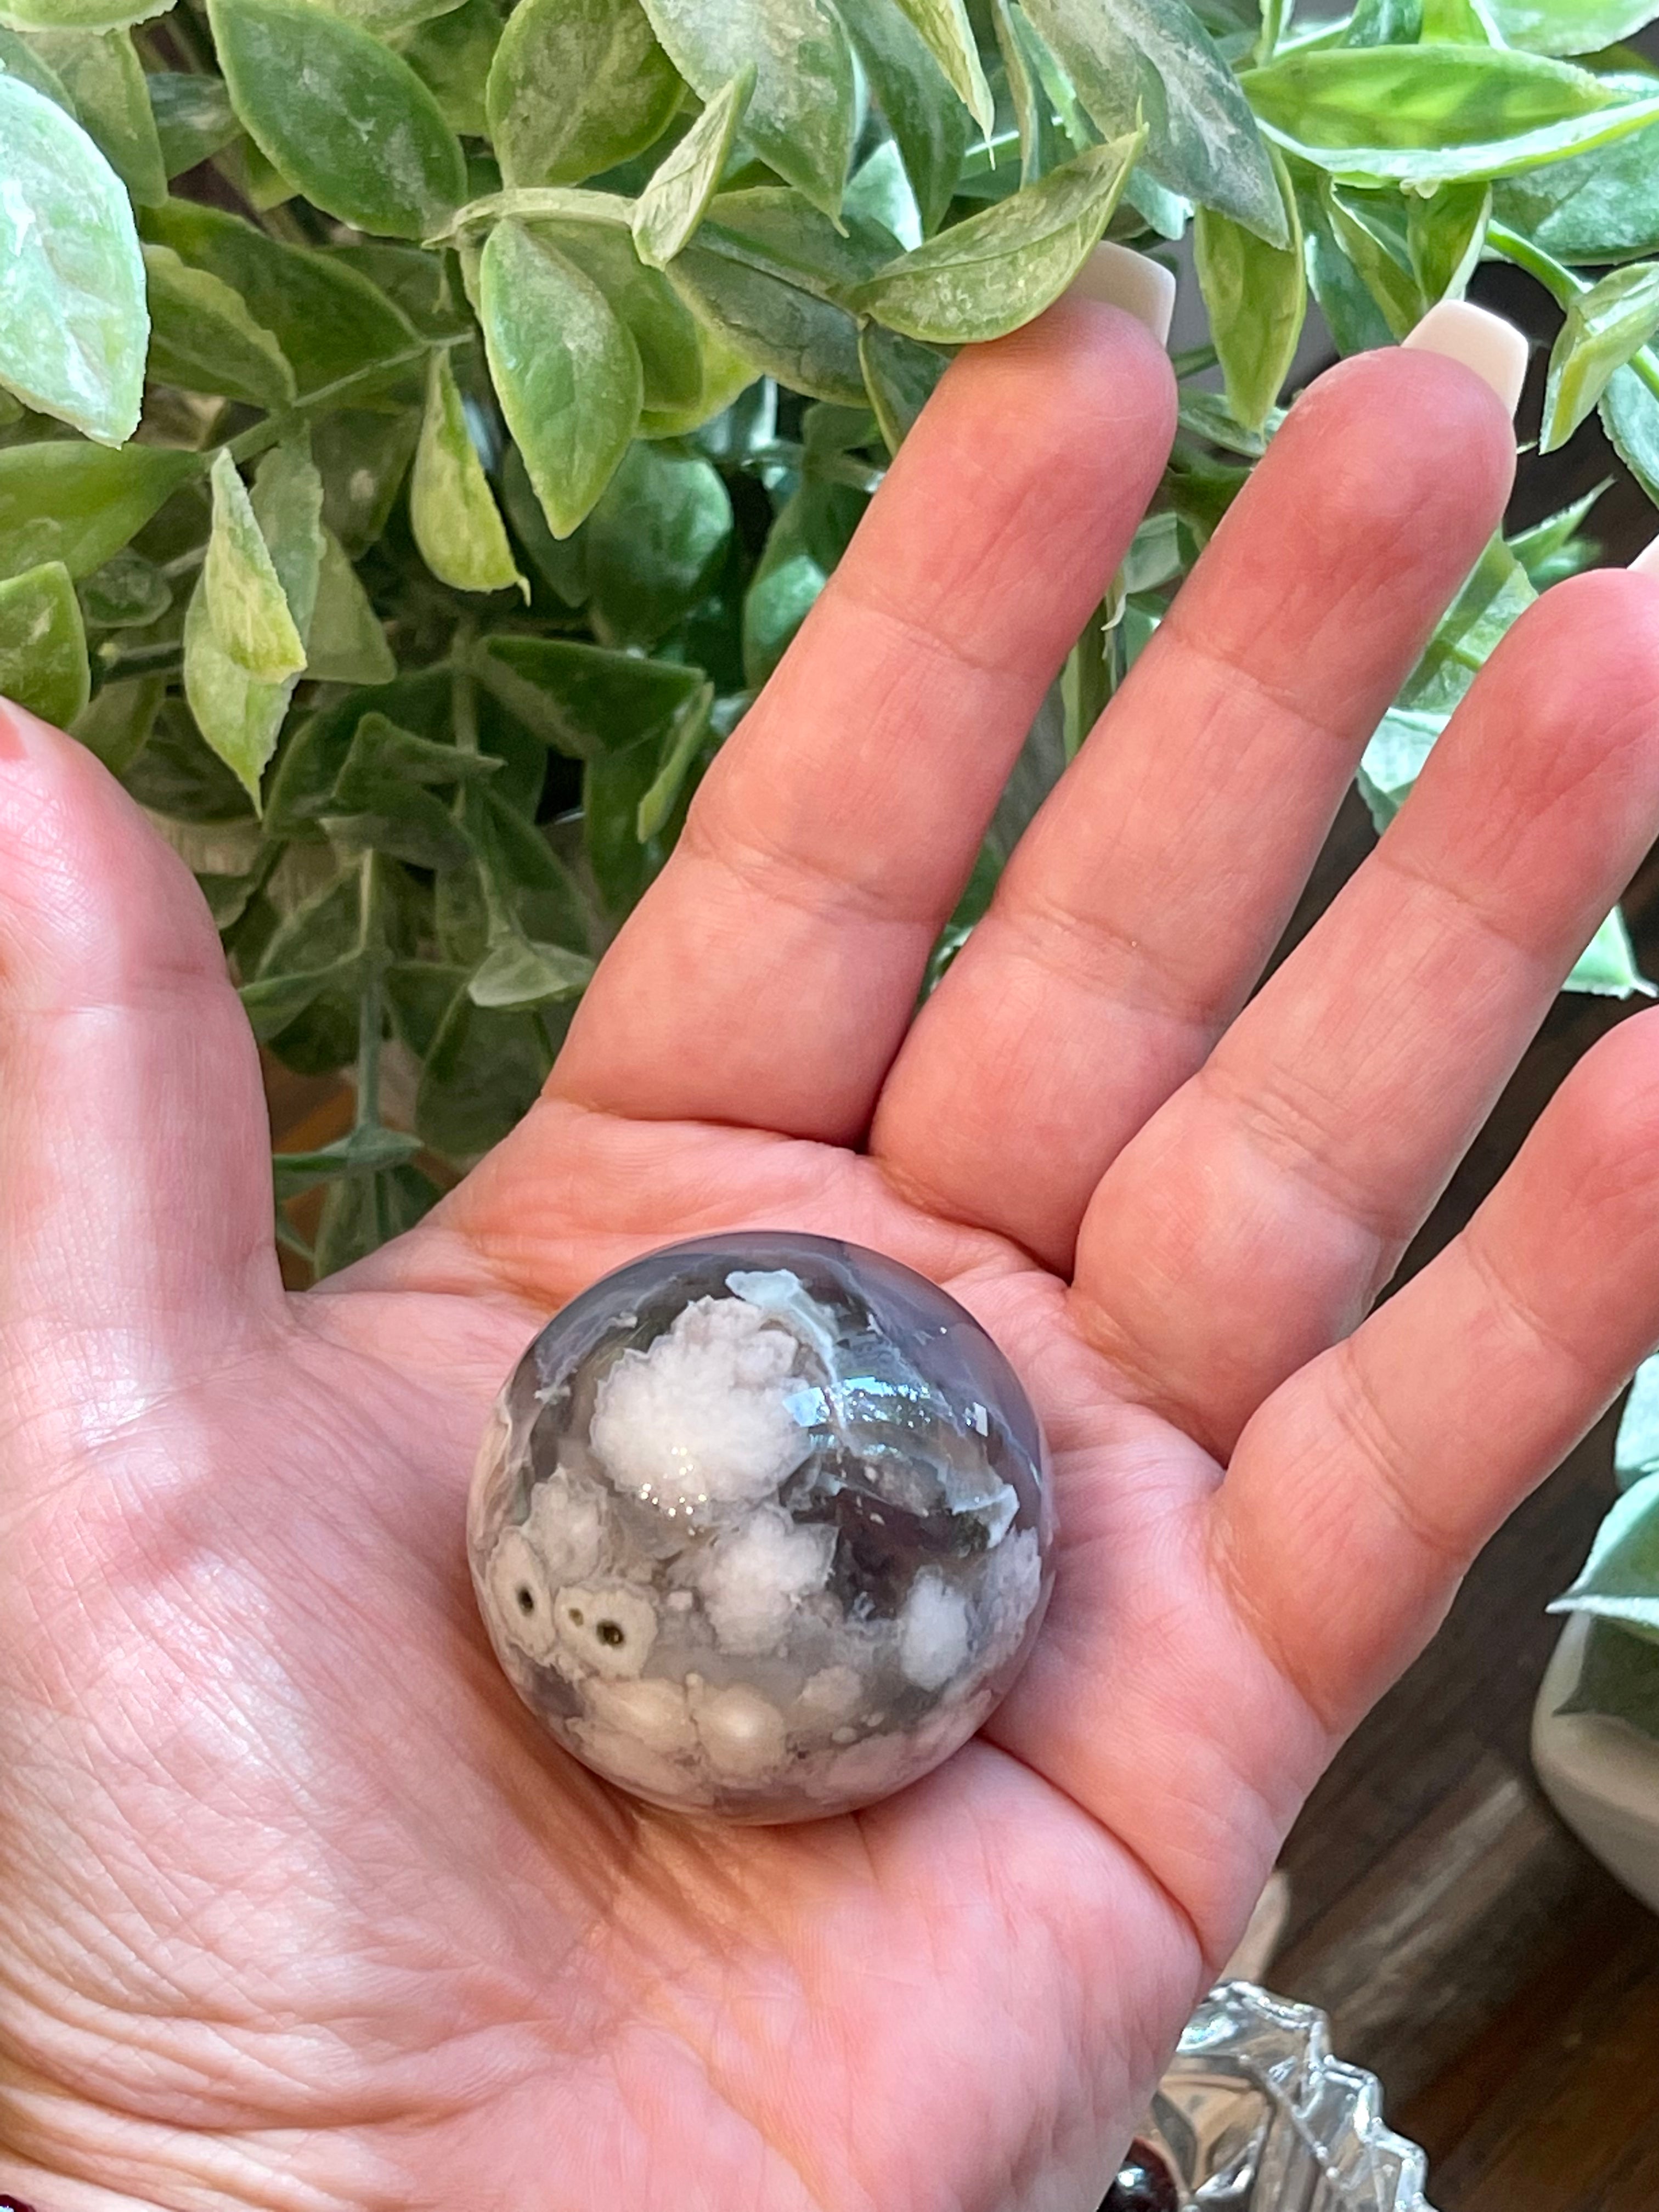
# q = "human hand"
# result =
<box><xmin>7</xmin><ymin>284</ymin><xmax>1659</xmax><ymax>2212</ymax></box>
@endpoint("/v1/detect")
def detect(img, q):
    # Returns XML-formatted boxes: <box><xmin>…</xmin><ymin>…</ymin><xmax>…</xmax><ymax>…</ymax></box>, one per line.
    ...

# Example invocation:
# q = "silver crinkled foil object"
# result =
<box><xmin>468</xmin><ymin>1233</ymin><xmax>1053</xmax><ymax>1820</ymax></box>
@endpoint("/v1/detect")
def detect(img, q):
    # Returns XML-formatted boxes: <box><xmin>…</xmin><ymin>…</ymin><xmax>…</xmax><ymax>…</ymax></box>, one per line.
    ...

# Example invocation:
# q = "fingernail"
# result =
<box><xmin>1401</xmin><ymin>300</ymin><xmax>1530</xmax><ymax>417</ymax></box>
<box><xmin>1068</xmin><ymin>243</ymin><xmax>1177</xmax><ymax>346</ymax></box>
<box><xmin>1632</xmin><ymin>537</ymin><xmax>1659</xmax><ymax>577</ymax></box>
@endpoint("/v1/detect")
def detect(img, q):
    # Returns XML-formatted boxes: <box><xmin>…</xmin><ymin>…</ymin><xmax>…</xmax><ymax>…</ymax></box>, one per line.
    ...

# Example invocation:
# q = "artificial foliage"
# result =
<box><xmin>4</xmin><ymin>0</ymin><xmax>1659</xmax><ymax>1299</ymax></box>
<box><xmin>1555</xmin><ymin>1358</ymin><xmax>1659</xmax><ymax>1743</ymax></box>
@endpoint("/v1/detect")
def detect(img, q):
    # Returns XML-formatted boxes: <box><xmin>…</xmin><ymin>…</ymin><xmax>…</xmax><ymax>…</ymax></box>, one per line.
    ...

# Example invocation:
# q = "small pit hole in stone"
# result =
<box><xmin>567</xmin><ymin>1606</ymin><xmax>585</xmax><ymax>1627</ymax></box>
<box><xmin>597</xmin><ymin>1620</ymin><xmax>626</xmax><ymax>1647</ymax></box>
<box><xmin>516</xmin><ymin>1586</ymin><xmax>537</xmax><ymax>1617</ymax></box>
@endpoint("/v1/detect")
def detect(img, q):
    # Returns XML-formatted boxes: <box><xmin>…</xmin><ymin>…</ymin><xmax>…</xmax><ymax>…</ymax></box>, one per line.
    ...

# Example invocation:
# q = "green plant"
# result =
<box><xmin>3</xmin><ymin>0</ymin><xmax>1659</xmax><ymax>1279</ymax></box>
<box><xmin>1552</xmin><ymin>1361</ymin><xmax>1659</xmax><ymax>1739</ymax></box>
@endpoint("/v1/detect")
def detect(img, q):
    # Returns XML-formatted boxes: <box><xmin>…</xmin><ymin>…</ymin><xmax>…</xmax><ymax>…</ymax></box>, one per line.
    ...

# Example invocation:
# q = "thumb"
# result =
<box><xmin>0</xmin><ymin>701</ymin><xmax>281</xmax><ymax>1441</ymax></box>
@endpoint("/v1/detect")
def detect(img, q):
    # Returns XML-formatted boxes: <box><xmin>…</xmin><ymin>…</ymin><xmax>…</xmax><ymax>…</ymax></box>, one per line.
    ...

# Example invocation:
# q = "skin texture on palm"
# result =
<box><xmin>8</xmin><ymin>298</ymin><xmax>1659</xmax><ymax>2211</ymax></box>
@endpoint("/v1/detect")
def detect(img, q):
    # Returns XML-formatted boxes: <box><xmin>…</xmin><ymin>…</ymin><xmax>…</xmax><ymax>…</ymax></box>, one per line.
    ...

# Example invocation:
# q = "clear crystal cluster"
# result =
<box><xmin>469</xmin><ymin>1233</ymin><xmax>1052</xmax><ymax>1821</ymax></box>
<box><xmin>1141</xmin><ymin>1984</ymin><xmax>1437</xmax><ymax>2212</ymax></box>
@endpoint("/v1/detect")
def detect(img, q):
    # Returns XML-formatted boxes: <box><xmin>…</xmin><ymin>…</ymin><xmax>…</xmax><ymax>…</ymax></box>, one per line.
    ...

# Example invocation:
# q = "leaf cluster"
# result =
<box><xmin>2</xmin><ymin>0</ymin><xmax>1658</xmax><ymax>1294</ymax></box>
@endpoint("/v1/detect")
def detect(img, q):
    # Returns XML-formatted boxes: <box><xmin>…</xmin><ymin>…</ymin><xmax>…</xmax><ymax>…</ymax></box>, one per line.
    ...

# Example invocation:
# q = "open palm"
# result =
<box><xmin>8</xmin><ymin>297</ymin><xmax>1659</xmax><ymax>2212</ymax></box>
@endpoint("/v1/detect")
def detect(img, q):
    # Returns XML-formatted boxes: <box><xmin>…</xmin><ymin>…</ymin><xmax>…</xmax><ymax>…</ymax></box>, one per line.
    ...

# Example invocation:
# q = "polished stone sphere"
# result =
<box><xmin>468</xmin><ymin>1233</ymin><xmax>1053</xmax><ymax>1821</ymax></box>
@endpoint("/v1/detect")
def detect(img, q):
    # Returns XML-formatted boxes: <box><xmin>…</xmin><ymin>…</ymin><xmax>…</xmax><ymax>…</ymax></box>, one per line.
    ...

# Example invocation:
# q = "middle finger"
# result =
<box><xmin>872</xmin><ymin>328</ymin><xmax>1519</xmax><ymax>1268</ymax></box>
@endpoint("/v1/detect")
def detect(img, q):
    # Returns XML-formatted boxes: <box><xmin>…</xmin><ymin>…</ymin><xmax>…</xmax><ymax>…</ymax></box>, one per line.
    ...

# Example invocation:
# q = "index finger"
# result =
<box><xmin>551</xmin><ymin>274</ymin><xmax>1178</xmax><ymax>1144</ymax></box>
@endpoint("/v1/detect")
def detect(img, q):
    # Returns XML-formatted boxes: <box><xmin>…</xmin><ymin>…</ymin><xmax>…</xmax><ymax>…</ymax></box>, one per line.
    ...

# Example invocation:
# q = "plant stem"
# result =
<box><xmin>95</xmin><ymin>639</ymin><xmax>185</xmax><ymax>679</ymax></box>
<box><xmin>1062</xmin><ymin>595</ymin><xmax>1116</xmax><ymax>761</ymax></box>
<box><xmin>354</xmin><ymin>850</ymin><xmax>387</xmax><ymax>1136</ymax></box>
<box><xmin>1172</xmin><ymin>342</ymin><xmax>1220</xmax><ymax>380</ymax></box>
<box><xmin>474</xmin><ymin>833</ymin><xmax>516</xmax><ymax>940</ymax></box>
<box><xmin>274</xmin><ymin>1210</ymin><xmax>315</xmax><ymax>1265</ymax></box>
<box><xmin>1489</xmin><ymin>221</ymin><xmax>1659</xmax><ymax>409</ymax></box>
<box><xmin>1256</xmin><ymin>0</ymin><xmax>1291</xmax><ymax>65</ymax></box>
<box><xmin>746</xmin><ymin>441</ymin><xmax>885</xmax><ymax>494</ymax></box>
<box><xmin>157</xmin><ymin>0</ymin><xmax>213</xmax><ymax>71</ymax></box>
<box><xmin>224</xmin><ymin>340</ymin><xmax>456</xmax><ymax>466</ymax></box>
<box><xmin>426</xmin><ymin>188</ymin><xmax>635</xmax><ymax>249</ymax></box>
<box><xmin>452</xmin><ymin>619</ymin><xmax>480</xmax><ymax>755</ymax></box>
<box><xmin>956</xmin><ymin>128</ymin><xmax>1024</xmax><ymax>184</ymax></box>
<box><xmin>258</xmin><ymin>201</ymin><xmax>313</xmax><ymax>250</ymax></box>
<box><xmin>1486</xmin><ymin>222</ymin><xmax>1578</xmax><ymax>307</ymax></box>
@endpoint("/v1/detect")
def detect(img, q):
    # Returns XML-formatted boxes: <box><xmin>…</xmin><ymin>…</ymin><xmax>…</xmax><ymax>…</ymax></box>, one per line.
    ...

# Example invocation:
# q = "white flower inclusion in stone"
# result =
<box><xmin>469</xmin><ymin>1234</ymin><xmax>1052</xmax><ymax>1823</ymax></box>
<box><xmin>526</xmin><ymin>1470</ymin><xmax>603</xmax><ymax>1583</ymax></box>
<box><xmin>691</xmin><ymin>1506</ymin><xmax>837</xmax><ymax>1655</ymax></box>
<box><xmin>690</xmin><ymin>1679</ymin><xmax>790</xmax><ymax>1780</ymax></box>
<box><xmin>589</xmin><ymin>1296</ymin><xmax>811</xmax><ymax>1514</ymax></box>
<box><xmin>899</xmin><ymin>1570</ymin><xmax>972</xmax><ymax>1691</ymax></box>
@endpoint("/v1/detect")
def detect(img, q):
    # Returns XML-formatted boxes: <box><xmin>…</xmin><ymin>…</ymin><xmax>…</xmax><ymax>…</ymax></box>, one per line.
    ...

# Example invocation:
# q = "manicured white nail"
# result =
<box><xmin>1401</xmin><ymin>300</ymin><xmax>1530</xmax><ymax>417</ymax></box>
<box><xmin>1631</xmin><ymin>535</ymin><xmax>1659</xmax><ymax>577</ymax></box>
<box><xmin>1069</xmin><ymin>242</ymin><xmax>1177</xmax><ymax>346</ymax></box>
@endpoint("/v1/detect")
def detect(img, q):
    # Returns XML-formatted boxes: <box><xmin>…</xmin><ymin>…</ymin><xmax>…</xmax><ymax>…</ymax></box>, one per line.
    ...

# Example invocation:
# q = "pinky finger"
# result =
<box><xmin>1213</xmin><ymin>1006</ymin><xmax>1659</xmax><ymax>1737</ymax></box>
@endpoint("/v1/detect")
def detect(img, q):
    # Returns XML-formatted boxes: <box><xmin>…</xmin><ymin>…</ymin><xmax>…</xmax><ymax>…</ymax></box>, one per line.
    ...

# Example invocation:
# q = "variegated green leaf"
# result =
<box><xmin>0</xmin><ymin>71</ymin><xmax>148</xmax><ymax>442</ymax></box>
<box><xmin>632</xmin><ymin>68</ymin><xmax>754</xmax><ymax>269</ymax></box>
<box><xmin>410</xmin><ymin>350</ymin><xmax>527</xmax><ymax>596</ymax></box>
<box><xmin>479</xmin><ymin>219</ymin><xmax>643</xmax><ymax>539</ymax></box>
<box><xmin>850</xmin><ymin>134</ymin><xmax>1144</xmax><ymax>343</ymax></box>
<box><xmin>0</xmin><ymin>560</ymin><xmax>90</xmax><ymax>729</ymax></box>
<box><xmin>205</xmin><ymin>449</ymin><xmax>308</xmax><ymax>683</ymax></box>
<box><xmin>639</xmin><ymin>0</ymin><xmax>856</xmax><ymax>219</ymax></box>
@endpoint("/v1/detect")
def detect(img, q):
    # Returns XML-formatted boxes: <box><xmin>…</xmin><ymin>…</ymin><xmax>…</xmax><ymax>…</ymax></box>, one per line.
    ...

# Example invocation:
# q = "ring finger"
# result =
<box><xmin>1073</xmin><ymin>562</ymin><xmax>1659</xmax><ymax>1459</ymax></box>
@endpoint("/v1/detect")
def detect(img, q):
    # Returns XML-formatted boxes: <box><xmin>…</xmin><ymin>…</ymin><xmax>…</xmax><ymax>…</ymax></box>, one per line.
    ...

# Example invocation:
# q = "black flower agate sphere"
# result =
<box><xmin>468</xmin><ymin>1233</ymin><xmax>1053</xmax><ymax>1821</ymax></box>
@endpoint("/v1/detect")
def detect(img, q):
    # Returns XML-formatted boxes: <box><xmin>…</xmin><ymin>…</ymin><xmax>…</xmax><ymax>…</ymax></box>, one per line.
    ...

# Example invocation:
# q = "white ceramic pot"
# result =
<box><xmin>1532</xmin><ymin>1612</ymin><xmax>1659</xmax><ymax>1915</ymax></box>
